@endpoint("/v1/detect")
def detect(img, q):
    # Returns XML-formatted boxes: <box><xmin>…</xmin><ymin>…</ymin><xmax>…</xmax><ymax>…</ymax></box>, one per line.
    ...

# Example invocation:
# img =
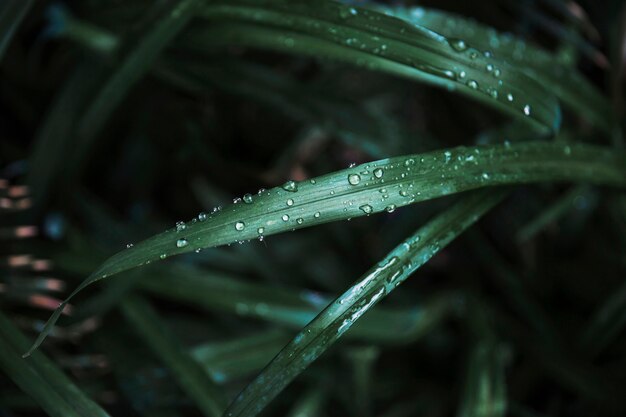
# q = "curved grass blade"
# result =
<box><xmin>23</xmin><ymin>141</ymin><xmax>626</xmax><ymax>356</ymax></box>
<box><xmin>0</xmin><ymin>0</ymin><xmax>34</xmax><ymax>61</ymax></box>
<box><xmin>0</xmin><ymin>312</ymin><xmax>110</xmax><ymax>417</ymax></box>
<box><xmin>182</xmin><ymin>0</ymin><xmax>561</xmax><ymax>133</ymax></box>
<box><xmin>369</xmin><ymin>4</ymin><xmax>611</xmax><ymax>132</ymax></box>
<box><xmin>120</xmin><ymin>295</ymin><xmax>226</xmax><ymax>417</ymax></box>
<box><xmin>222</xmin><ymin>189</ymin><xmax>507</xmax><ymax>417</ymax></box>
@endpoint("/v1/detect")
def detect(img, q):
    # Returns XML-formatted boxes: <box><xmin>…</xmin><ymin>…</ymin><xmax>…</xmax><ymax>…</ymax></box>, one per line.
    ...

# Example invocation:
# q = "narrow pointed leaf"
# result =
<box><xmin>223</xmin><ymin>189</ymin><xmax>507</xmax><ymax>417</ymax></box>
<box><xmin>0</xmin><ymin>0</ymin><xmax>34</xmax><ymax>61</ymax></box>
<box><xmin>23</xmin><ymin>141</ymin><xmax>626</xmax><ymax>356</ymax></box>
<box><xmin>182</xmin><ymin>0</ymin><xmax>561</xmax><ymax>133</ymax></box>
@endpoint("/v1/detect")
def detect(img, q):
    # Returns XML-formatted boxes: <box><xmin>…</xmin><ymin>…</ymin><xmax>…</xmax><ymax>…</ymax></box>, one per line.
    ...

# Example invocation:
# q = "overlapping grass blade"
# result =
<box><xmin>120</xmin><ymin>295</ymin><xmax>226</xmax><ymax>417</ymax></box>
<box><xmin>0</xmin><ymin>312</ymin><xmax>110</xmax><ymax>417</ymax></box>
<box><xmin>23</xmin><ymin>141</ymin><xmax>626</xmax><ymax>356</ymax></box>
<box><xmin>0</xmin><ymin>0</ymin><xmax>34</xmax><ymax>61</ymax></box>
<box><xmin>222</xmin><ymin>189</ymin><xmax>507</xmax><ymax>417</ymax></box>
<box><xmin>370</xmin><ymin>4</ymin><xmax>611</xmax><ymax>132</ymax></box>
<box><xmin>139</xmin><ymin>264</ymin><xmax>450</xmax><ymax>343</ymax></box>
<box><xmin>181</xmin><ymin>0</ymin><xmax>561</xmax><ymax>133</ymax></box>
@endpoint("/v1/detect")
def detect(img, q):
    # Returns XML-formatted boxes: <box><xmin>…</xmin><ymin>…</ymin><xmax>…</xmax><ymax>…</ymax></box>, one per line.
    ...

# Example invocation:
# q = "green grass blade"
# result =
<box><xmin>371</xmin><ymin>4</ymin><xmax>611</xmax><ymax>132</ymax></box>
<box><xmin>0</xmin><ymin>0</ymin><xmax>34</xmax><ymax>61</ymax></box>
<box><xmin>182</xmin><ymin>0</ymin><xmax>561</xmax><ymax>133</ymax></box>
<box><xmin>73</xmin><ymin>0</ymin><xmax>202</xmax><ymax>161</ymax></box>
<box><xmin>0</xmin><ymin>312</ymin><xmax>110</xmax><ymax>417</ymax></box>
<box><xmin>23</xmin><ymin>141</ymin><xmax>626</xmax><ymax>356</ymax></box>
<box><xmin>222</xmin><ymin>189</ymin><xmax>507</xmax><ymax>417</ymax></box>
<box><xmin>120</xmin><ymin>295</ymin><xmax>226</xmax><ymax>417</ymax></box>
<box><xmin>139</xmin><ymin>264</ymin><xmax>449</xmax><ymax>343</ymax></box>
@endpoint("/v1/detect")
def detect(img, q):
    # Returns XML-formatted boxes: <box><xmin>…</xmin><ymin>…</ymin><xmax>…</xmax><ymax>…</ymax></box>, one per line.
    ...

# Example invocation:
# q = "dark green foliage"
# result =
<box><xmin>1</xmin><ymin>0</ymin><xmax>626</xmax><ymax>416</ymax></box>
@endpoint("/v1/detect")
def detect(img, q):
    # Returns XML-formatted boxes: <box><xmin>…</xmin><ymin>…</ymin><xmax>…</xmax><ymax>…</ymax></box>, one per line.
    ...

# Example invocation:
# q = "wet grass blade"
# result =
<box><xmin>0</xmin><ymin>312</ymin><xmax>110</xmax><ymax>417</ymax></box>
<box><xmin>0</xmin><ymin>0</ymin><xmax>34</xmax><ymax>61</ymax></box>
<box><xmin>223</xmin><ymin>189</ymin><xmax>507</xmax><ymax>417</ymax></box>
<box><xmin>23</xmin><ymin>141</ymin><xmax>626</xmax><ymax>356</ymax></box>
<box><xmin>120</xmin><ymin>295</ymin><xmax>226</xmax><ymax>417</ymax></box>
<box><xmin>183</xmin><ymin>0</ymin><xmax>561</xmax><ymax>133</ymax></box>
<box><xmin>371</xmin><ymin>4</ymin><xmax>611</xmax><ymax>132</ymax></box>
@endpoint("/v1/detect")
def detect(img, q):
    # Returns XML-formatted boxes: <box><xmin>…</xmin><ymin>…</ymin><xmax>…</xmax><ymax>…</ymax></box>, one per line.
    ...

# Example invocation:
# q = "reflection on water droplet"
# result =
<box><xmin>282</xmin><ymin>180</ymin><xmax>298</xmax><ymax>192</ymax></box>
<box><xmin>359</xmin><ymin>204</ymin><xmax>373</xmax><ymax>214</ymax></box>
<box><xmin>235</xmin><ymin>221</ymin><xmax>245</xmax><ymax>231</ymax></box>
<box><xmin>160</xmin><ymin>254</ymin><xmax>167</xmax><ymax>259</ymax></box>
<box><xmin>198</xmin><ymin>212</ymin><xmax>207</xmax><ymax>221</ymax></box>
<box><xmin>296</xmin><ymin>218</ymin><xmax>304</xmax><ymax>225</ymax></box>
<box><xmin>314</xmin><ymin>212</ymin><xmax>321</xmax><ymax>218</ymax></box>
<box><xmin>176</xmin><ymin>238</ymin><xmax>188</xmax><ymax>248</ymax></box>
<box><xmin>523</xmin><ymin>105</ymin><xmax>531</xmax><ymax>116</ymax></box>
<box><xmin>373</xmin><ymin>168</ymin><xmax>384</xmax><ymax>178</ymax></box>
<box><xmin>126</xmin><ymin>243</ymin><xmax>133</xmax><ymax>249</ymax></box>
<box><xmin>282</xmin><ymin>214</ymin><xmax>290</xmax><ymax>222</ymax></box>
<box><xmin>467</xmin><ymin>80</ymin><xmax>478</xmax><ymax>89</ymax></box>
<box><xmin>386</xmin><ymin>204</ymin><xmax>396</xmax><ymax>213</ymax></box>
<box><xmin>176</xmin><ymin>221</ymin><xmax>186</xmax><ymax>232</ymax></box>
<box><xmin>348</xmin><ymin>174</ymin><xmax>361</xmax><ymax>185</ymax></box>
<box><xmin>507</xmin><ymin>93</ymin><xmax>514</xmax><ymax>102</ymax></box>
<box><xmin>449</xmin><ymin>38</ymin><xmax>468</xmax><ymax>52</ymax></box>
<box><xmin>243</xmin><ymin>194</ymin><xmax>253</xmax><ymax>204</ymax></box>
<box><xmin>286</xmin><ymin>198</ymin><xmax>294</xmax><ymax>206</ymax></box>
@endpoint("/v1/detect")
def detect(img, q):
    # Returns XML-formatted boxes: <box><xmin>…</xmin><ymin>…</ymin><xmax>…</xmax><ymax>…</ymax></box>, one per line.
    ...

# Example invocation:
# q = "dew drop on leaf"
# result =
<box><xmin>296</xmin><ymin>218</ymin><xmax>304</xmax><ymax>225</ymax></box>
<box><xmin>282</xmin><ymin>180</ymin><xmax>298</xmax><ymax>192</ymax></box>
<box><xmin>359</xmin><ymin>204</ymin><xmax>373</xmax><ymax>214</ymax></box>
<box><xmin>449</xmin><ymin>38</ymin><xmax>467</xmax><ymax>52</ymax></box>
<box><xmin>197</xmin><ymin>212</ymin><xmax>207</xmax><ymax>221</ymax></box>
<box><xmin>176</xmin><ymin>238</ymin><xmax>188</xmax><ymax>248</ymax></box>
<box><xmin>176</xmin><ymin>221</ymin><xmax>186</xmax><ymax>232</ymax></box>
<box><xmin>386</xmin><ymin>204</ymin><xmax>396</xmax><ymax>213</ymax></box>
<box><xmin>373</xmin><ymin>168</ymin><xmax>384</xmax><ymax>178</ymax></box>
<box><xmin>286</xmin><ymin>198</ymin><xmax>294</xmax><ymax>206</ymax></box>
<box><xmin>282</xmin><ymin>214</ymin><xmax>290</xmax><ymax>222</ymax></box>
<box><xmin>243</xmin><ymin>194</ymin><xmax>253</xmax><ymax>204</ymax></box>
<box><xmin>314</xmin><ymin>212</ymin><xmax>321</xmax><ymax>218</ymax></box>
<box><xmin>523</xmin><ymin>105</ymin><xmax>531</xmax><ymax>116</ymax></box>
<box><xmin>348</xmin><ymin>173</ymin><xmax>361</xmax><ymax>185</ymax></box>
<box><xmin>235</xmin><ymin>221</ymin><xmax>245</xmax><ymax>231</ymax></box>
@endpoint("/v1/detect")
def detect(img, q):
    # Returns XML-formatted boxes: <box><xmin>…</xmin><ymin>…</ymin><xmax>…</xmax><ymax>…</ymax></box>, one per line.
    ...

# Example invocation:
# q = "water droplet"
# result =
<box><xmin>523</xmin><ymin>105</ymin><xmax>531</xmax><ymax>116</ymax></box>
<box><xmin>282</xmin><ymin>214</ymin><xmax>290</xmax><ymax>222</ymax></box>
<box><xmin>296</xmin><ymin>218</ymin><xmax>304</xmax><ymax>225</ymax></box>
<box><xmin>176</xmin><ymin>221</ymin><xmax>186</xmax><ymax>232</ymax></box>
<box><xmin>385</xmin><ymin>204</ymin><xmax>396</xmax><ymax>213</ymax></box>
<box><xmin>126</xmin><ymin>243</ymin><xmax>134</xmax><ymax>249</ymax></box>
<box><xmin>257</xmin><ymin>227</ymin><xmax>265</xmax><ymax>235</ymax></box>
<box><xmin>310</xmin><ymin>179</ymin><xmax>316</xmax><ymax>184</ymax></box>
<box><xmin>314</xmin><ymin>212</ymin><xmax>321</xmax><ymax>218</ymax></box>
<box><xmin>449</xmin><ymin>38</ymin><xmax>468</xmax><ymax>52</ymax></box>
<box><xmin>235</xmin><ymin>221</ymin><xmax>245</xmax><ymax>231</ymax></box>
<box><xmin>507</xmin><ymin>93</ymin><xmax>514</xmax><ymax>102</ymax></box>
<box><xmin>399</xmin><ymin>190</ymin><xmax>408</xmax><ymax>197</ymax></box>
<box><xmin>195</xmin><ymin>248</ymin><xmax>202</xmax><ymax>253</ymax></box>
<box><xmin>176</xmin><ymin>238</ymin><xmax>188</xmax><ymax>248</ymax></box>
<box><xmin>404</xmin><ymin>158</ymin><xmax>415</xmax><ymax>167</ymax></box>
<box><xmin>348</xmin><ymin>173</ymin><xmax>361</xmax><ymax>185</ymax></box>
<box><xmin>486</xmin><ymin>64</ymin><xmax>494</xmax><ymax>72</ymax></box>
<box><xmin>359</xmin><ymin>204</ymin><xmax>373</xmax><ymax>214</ymax></box>
<box><xmin>493</xmin><ymin>68</ymin><xmax>501</xmax><ymax>77</ymax></box>
<box><xmin>243</xmin><ymin>193</ymin><xmax>253</xmax><ymax>204</ymax></box>
<box><xmin>159</xmin><ymin>254</ymin><xmax>167</xmax><ymax>259</ymax></box>
<box><xmin>482</xmin><ymin>172</ymin><xmax>490</xmax><ymax>180</ymax></box>
<box><xmin>487</xmin><ymin>88</ymin><xmax>498</xmax><ymax>99</ymax></box>
<box><xmin>286</xmin><ymin>198</ymin><xmax>294</xmax><ymax>206</ymax></box>
<box><xmin>467</xmin><ymin>80</ymin><xmax>479</xmax><ymax>89</ymax></box>
<box><xmin>373</xmin><ymin>168</ymin><xmax>384</xmax><ymax>178</ymax></box>
<box><xmin>282</xmin><ymin>180</ymin><xmax>298</xmax><ymax>192</ymax></box>
<box><xmin>233</xmin><ymin>197</ymin><xmax>242</xmax><ymax>204</ymax></box>
<box><xmin>197</xmin><ymin>212</ymin><xmax>207</xmax><ymax>221</ymax></box>
<box><xmin>349</xmin><ymin>162</ymin><xmax>356</xmax><ymax>168</ymax></box>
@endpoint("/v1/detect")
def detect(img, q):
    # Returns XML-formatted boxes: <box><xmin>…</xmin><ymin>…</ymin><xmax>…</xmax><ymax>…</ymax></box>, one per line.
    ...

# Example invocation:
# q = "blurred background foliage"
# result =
<box><xmin>1</xmin><ymin>0</ymin><xmax>626</xmax><ymax>416</ymax></box>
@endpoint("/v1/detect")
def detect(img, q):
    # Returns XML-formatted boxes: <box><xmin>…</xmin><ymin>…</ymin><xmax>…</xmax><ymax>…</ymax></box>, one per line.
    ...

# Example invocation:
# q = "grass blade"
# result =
<box><xmin>120</xmin><ymin>295</ymin><xmax>226</xmax><ymax>417</ymax></box>
<box><xmin>23</xmin><ymin>141</ymin><xmax>626</xmax><ymax>356</ymax></box>
<box><xmin>223</xmin><ymin>189</ymin><xmax>507</xmax><ymax>417</ymax></box>
<box><xmin>183</xmin><ymin>0</ymin><xmax>561</xmax><ymax>133</ymax></box>
<box><xmin>0</xmin><ymin>0</ymin><xmax>34</xmax><ymax>61</ymax></box>
<box><xmin>371</xmin><ymin>4</ymin><xmax>611</xmax><ymax>132</ymax></box>
<box><xmin>0</xmin><ymin>312</ymin><xmax>110</xmax><ymax>417</ymax></box>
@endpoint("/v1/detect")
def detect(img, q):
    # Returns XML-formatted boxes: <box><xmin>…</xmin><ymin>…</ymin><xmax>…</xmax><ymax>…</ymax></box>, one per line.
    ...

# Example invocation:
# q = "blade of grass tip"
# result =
<box><xmin>0</xmin><ymin>0</ymin><xmax>34</xmax><ymax>61</ymax></box>
<box><xmin>0</xmin><ymin>312</ymin><xmax>110</xmax><ymax>417</ymax></box>
<box><xmin>185</xmin><ymin>0</ymin><xmax>561</xmax><ymax>133</ymax></box>
<box><xmin>120</xmin><ymin>294</ymin><xmax>226</xmax><ymax>417</ymax></box>
<box><xmin>71</xmin><ymin>0</ymin><xmax>203</xmax><ymax>168</ymax></box>
<box><xmin>367</xmin><ymin>3</ymin><xmax>611</xmax><ymax>132</ymax></box>
<box><xmin>222</xmin><ymin>189</ymin><xmax>508</xmax><ymax>417</ymax></box>
<box><xmin>23</xmin><ymin>141</ymin><xmax>626</xmax><ymax>356</ymax></box>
